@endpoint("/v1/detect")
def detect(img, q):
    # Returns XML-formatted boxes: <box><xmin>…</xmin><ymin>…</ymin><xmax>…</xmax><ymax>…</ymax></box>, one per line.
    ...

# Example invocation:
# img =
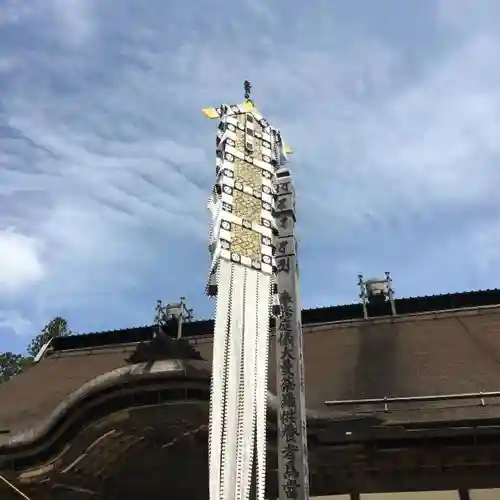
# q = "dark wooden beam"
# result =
<box><xmin>459</xmin><ymin>490</ymin><xmax>471</xmax><ymax>500</ymax></box>
<box><xmin>310</xmin><ymin>462</ymin><xmax>500</xmax><ymax>496</ymax></box>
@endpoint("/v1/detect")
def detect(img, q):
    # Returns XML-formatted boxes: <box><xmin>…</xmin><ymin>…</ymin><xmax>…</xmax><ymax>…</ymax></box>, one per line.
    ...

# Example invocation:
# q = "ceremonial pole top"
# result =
<box><xmin>244</xmin><ymin>80</ymin><xmax>254</xmax><ymax>105</ymax></box>
<box><xmin>200</xmin><ymin>80</ymin><xmax>293</xmax><ymax>155</ymax></box>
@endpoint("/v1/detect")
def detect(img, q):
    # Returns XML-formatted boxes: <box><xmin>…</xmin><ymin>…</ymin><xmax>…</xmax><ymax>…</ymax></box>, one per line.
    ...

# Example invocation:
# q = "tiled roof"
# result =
<box><xmin>51</xmin><ymin>288</ymin><xmax>500</xmax><ymax>351</ymax></box>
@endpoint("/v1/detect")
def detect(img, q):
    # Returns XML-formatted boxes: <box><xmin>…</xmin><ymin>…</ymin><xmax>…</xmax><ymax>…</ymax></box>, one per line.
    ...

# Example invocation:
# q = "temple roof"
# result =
<box><xmin>2</xmin><ymin>288</ymin><xmax>500</xmax><ymax>438</ymax></box>
<box><xmin>1</xmin><ymin>288</ymin><xmax>500</xmax><ymax>498</ymax></box>
<box><xmin>49</xmin><ymin>287</ymin><xmax>500</xmax><ymax>350</ymax></box>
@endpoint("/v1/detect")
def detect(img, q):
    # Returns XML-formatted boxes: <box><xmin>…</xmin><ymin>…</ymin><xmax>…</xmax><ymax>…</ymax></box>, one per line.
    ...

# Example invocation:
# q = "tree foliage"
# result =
<box><xmin>0</xmin><ymin>316</ymin><xmax>72</xmax><ymax>384</ymax></box>
<box><xmin>27</xmin><ymin>316</ymin><xmax>72</xmax><ymax>358</ymax></box>
<box><xmin>0</xmin><ymin>352</ymin><xmax>33</xmax><ymax>382</ymax></box>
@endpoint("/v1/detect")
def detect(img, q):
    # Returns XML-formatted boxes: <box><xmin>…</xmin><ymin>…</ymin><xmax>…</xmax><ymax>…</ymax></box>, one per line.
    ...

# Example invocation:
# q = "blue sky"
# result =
<box><xmin>1</xmin><ymin>0</ymin><xmax>500</xmax><ymax>354</ymax></box>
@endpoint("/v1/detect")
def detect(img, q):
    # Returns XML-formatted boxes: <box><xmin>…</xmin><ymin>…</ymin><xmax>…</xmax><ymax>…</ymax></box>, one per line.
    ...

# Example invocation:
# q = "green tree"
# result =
<box><xmin>27</xmin><ymin>316</ymin><xmax>72</xmax><ymax>358</ymax></box>
<box><xmin>0</xmin><ymin>316</ymin><xmax>72</xmax><ymax>384</ymax></box>
<box><xmin>0</xmin><ymin>352</ymin><xmax>33</xmax><ymax>382</ymax></box>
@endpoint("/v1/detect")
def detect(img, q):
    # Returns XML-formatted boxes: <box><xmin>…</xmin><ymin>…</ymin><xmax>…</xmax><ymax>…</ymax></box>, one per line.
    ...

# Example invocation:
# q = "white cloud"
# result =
<box><xmin>0</xmin><ymin>229</ymin><xmax>44</xmax><ymax>293</ymax></box>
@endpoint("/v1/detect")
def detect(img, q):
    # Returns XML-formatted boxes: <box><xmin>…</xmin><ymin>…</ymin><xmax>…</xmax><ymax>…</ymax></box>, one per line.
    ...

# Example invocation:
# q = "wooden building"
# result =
<box><xmin>1</xmin><ymin>289</ymin><xmax>500</xmax><ymax>499</ymax></box>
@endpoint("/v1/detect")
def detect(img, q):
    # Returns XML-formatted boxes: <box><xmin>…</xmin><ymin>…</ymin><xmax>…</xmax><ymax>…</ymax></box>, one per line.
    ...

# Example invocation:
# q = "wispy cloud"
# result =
<box><xmin>49</xmin><ymin>0</ymin><xmax>97</xmax><ymax>47</ymax></box>
<box><xmin>1</xmin><ymin>0</ymin><xmax>500</xmax><ymax>349</ymax></box>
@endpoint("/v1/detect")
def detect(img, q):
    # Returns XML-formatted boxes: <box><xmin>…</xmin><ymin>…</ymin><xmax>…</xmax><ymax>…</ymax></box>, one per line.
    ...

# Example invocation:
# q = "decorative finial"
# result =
<box><xmin>244</xmin><ymin>80</ymin><xmax>252</xmax><ymax>101</ymax></box>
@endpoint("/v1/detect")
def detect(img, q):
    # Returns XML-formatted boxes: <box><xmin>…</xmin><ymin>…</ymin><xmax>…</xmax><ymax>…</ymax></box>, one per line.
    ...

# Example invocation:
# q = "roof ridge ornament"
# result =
<box><xmin>358</xmin><ymin>272</ymin><xmax>397</xmax><ymax>319</ymax></box>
